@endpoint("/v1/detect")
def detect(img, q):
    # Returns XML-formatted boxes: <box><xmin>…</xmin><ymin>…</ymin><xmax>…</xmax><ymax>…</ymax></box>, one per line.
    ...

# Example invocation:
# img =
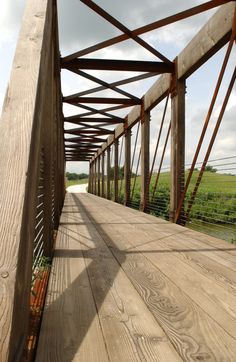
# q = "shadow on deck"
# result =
<box><xmin>35</xmin><ymin>193</ymin><xmax>236</xmax><ymax>361</ymax></box>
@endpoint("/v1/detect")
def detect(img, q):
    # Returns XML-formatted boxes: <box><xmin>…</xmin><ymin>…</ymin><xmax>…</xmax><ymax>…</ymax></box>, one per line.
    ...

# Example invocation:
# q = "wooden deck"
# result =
<box><xmin>36</xmin><ymin>193</ymin><xmax>236</xmax><ymax>361</ymax></box>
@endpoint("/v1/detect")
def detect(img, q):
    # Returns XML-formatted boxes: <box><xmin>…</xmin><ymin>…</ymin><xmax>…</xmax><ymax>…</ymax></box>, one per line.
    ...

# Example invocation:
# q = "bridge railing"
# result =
<box><xmin>0</xmin><ymin>0</ymin><xmax>64</xmax><ymax>360</ymax></box>
<box><xmin>89</xmin><ymin>2</ymin><xmax>236</xmax><ymax>240</ymax></box>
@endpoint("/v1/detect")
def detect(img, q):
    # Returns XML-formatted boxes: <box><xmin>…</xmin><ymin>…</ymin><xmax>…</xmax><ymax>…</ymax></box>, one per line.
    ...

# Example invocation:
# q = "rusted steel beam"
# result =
<box><xmin>65</xmin><ymin>136</ymin><xmax>107</xmax><ymax>143</ymax></box>
<box><xmin>66</xmin><ymin>158</ymin><xmax>90</xmax><ymax>161</ymax></box>
<box><xmin>65</xmin><ymin>116</ymin><xmax>124</xmax><ymax>124</ymax></box>
<box><xmin>79</xmin><ymin>0</ymin><xmax>172</xmax><ymax>64</ymax></box>
<box><xmin>63</xmin><ymin>59</ymin><xmax>174</xmax><ymax>73</ymax></box>
<box><xmin>65</xmin><ymin>129</ymin><xmax>114</xmax><ymax>135</ymax></box>
<box><xmin>64</xmin><ymin>72</ymin><xmax>156</xmax><ymax>99</ymax></box>
<box><xmin>74</xmin><ymin>103</ymin><xmax>124</xmax><ymax>120</ymax></box>
<box><xmin>66</xmin><ymin>97</ymin><xmax>141</xmax><ymax>105</ymax></box>
<box><xmin>62</xmin><ymin>0</ymin><xmax>231</xmax><ymax>62</ymax></box>
<box><xmin>66</xmin><ymin>150</ymin><xmax>97</xmax><ymax>154</ymax></box>
<box><xmin>65</xmin><ymin>119</ymin><xmax>124</xmax><ymax>127</ymax></box>
<box><xmin>65</xmin><ymin>69</ymin><xmax>139</xmax><ymax>101</ymax></box>
<box><xmin>65</xmin><ymin>144</ymin><xmax>100</xmax><ymax>149</ymax></box>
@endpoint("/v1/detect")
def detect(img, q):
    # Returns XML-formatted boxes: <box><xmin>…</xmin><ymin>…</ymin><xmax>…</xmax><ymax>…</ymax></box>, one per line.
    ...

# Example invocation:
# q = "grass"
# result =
<box><xmin>66</xmin><ymin>178</ymin><xmax>88</xmax><ymax>187</ymax></box>
<box><xmin>108</xmin><ymin>170</ymin><xmax>236</xmax><ymax>224</ymax></box>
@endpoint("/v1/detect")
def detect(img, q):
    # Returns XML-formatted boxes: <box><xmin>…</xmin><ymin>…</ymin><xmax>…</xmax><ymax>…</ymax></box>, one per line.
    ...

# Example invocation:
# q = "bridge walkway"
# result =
<box><xmin>36</xmin><ymin>193</ymin><xmax>236</xmax><ymax>361</ymax></box>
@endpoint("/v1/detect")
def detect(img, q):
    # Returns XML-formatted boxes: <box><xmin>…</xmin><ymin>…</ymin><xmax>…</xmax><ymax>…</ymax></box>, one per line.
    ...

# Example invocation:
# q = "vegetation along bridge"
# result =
<box><xmin>0</xmin><ymin>0</ymin><xmax>236</xmax><ymax>361</ymax></box>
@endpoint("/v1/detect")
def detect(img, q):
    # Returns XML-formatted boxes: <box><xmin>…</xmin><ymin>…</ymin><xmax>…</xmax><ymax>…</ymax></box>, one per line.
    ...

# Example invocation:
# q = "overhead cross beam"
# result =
<box><xmin>65</xmin><ymin>69</ymin><xmax>139</xmax><ymax>101</ymax></box>
<box><xmin>63</xmin><ymin>58</ymin><xmax>174</xmax><ymax>73</ymax></box>
<box><xmin>65</xmin><ymin>136</ymin><xmax>107</xmax><ymax>143</ymax></box>
<box><xmin>65</xmin><ymin>96</ymin><xmax>141</xmax><ymax>105</ymax></box>
<box><xmin>65</xmin><ymin>143</ymin><xmax>101</xmax><ymax>149</ymax></box>
<box><xmin>64</xmin><ymin>116</ymin><xmax>125</xmax><ymax>125</ymax></box>
<box><xmin>79</xmin><ymin>0</ymin><xmax>172</xmax><ymax>64</ymax></box>
<box><xmin>62</xmin><ymin>0</ymin><xmax>231</xmax><ymax>62</ymax></box>
<box><xmin>73</xmin><ymin>104</ymin><xmax>131</xmax><ymax>117</ymax></box>
<box><xmin>64</xmin><ymin>72</ymin><xmax>157</xmax><ymax>99</ymax></box>
<box><xmin>69</xmin><ymin>103</ymin><xmax>125</xmax><ymax>120</ymax></box>
<box><xmin>65</xmin><ymin>129</ymin><xmax>114</xmax><ymax>135</ymax></box>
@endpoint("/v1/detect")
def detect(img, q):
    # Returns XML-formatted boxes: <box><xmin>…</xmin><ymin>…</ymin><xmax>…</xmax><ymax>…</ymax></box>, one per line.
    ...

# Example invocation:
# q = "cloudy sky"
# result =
<box><xmin>0</xmin><ymin>0</ymin><xmax>235</xmax><ymax>175</ymax></box>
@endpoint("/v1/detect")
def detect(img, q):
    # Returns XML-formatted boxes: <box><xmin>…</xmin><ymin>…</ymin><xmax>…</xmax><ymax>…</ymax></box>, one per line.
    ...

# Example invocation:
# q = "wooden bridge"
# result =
<box><xmin>0</xmin><ymin>1</ymin><xmax>236</xmax><ymax>361</ymax></box>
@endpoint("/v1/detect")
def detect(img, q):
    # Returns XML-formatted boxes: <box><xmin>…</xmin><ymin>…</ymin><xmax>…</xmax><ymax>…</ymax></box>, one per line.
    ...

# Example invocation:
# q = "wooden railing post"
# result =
<box><xmin>0</xmin><ymin>0</ymin><xmax>59</xmax><ymax>359</ymax></box>
<box><xmin>91</xmin><ymin>161</ymin><xmax>94</xmax><ymax>194</ymax></box>
<box><xmin>114</xmin><ymin>139</ymin><xmax>119</xmax><ymax>202</ymax></box>
<box><xmin>88</xmin><ymin>162</ymin><xmax>92</xmax><ymax>193</ymax></box>
<box><xmin>97</xmin><ymin>155</ymin><xmax>101</xmax><ymax>197</ymax></box>
<box><xmin>94</xmin><ymin>158</ymin><xmax>97</xmax><ymax>195</ymax></box>
<box><xmin>124</xmin><ymin>128</ymin><xmax>131</xmax><ymax>205</ymax></box>
<box><xmin>101</xmin><ymin>152</ymin><xmax>105</xmax><ymax>197</ymax></box>
<box><xmin>140</xmin><ymin>107</ymin><xmax>150</xmax><ymax>210</ymax></box>
<box><xmin>170</xmin><ymin>60</ymin><xmax>185</xmax><ymax>222</ymax></box>
<box><xmin>107</xmin><ymin>146</ymin><xmax>111</xmax><ymax>199</ymax></box>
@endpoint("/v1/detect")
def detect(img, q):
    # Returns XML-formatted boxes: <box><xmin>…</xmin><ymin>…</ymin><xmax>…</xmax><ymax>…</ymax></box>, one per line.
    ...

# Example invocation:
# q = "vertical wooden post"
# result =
<box><xmin>94</xmin><ymin>158</ymin><xmax>97</xmax><ymax>195</ymax></box>
<box><xmin>114</xmin><ymin>139</ymin><xmax>119</xmax><ymax>202</ymax></box>
<box><xmin>101</xmin><ymin>152</ymin><xmax>105</xmax><ymax>197</ymax></box>
<box><xmin>124</xmin><ymin>128</ymin><xmax>131</xmax><ymax>205</ymax></box>
<box><xmin>97</xmin><ymin>155</ymin><xmax>101</xmax><ymax>197</ymax></box>
<box><xmin>106</xmin><ymin>146</ymin><xmax>111</xmax><ymax>199</ymax></box>
<box><xmin>88</xmin><ymin>162</ymin><xmax>92</xmax><ymax>193</ymax></box>
<box><xmin>140</xmin><ymin>109</ymin><xmax>150</xmax><ymax>211</ymax></box>
<box><xmin>91</xmin><ymin>161</ymin><xmax>95</xmax><ymax>194</ymax></box>
<box><xmin>41</xmin><ymin>32</ymin><xmax>55</xmax><ymax>258</ymax></box>
<box><xmin>170</xmin><ymin>63</ymin><xmax>185</xmax><ymax>222</ymax></box>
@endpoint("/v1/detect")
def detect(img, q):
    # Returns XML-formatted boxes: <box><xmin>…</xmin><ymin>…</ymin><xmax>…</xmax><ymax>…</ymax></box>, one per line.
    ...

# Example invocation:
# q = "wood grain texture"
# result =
<box><xmin>36</xmin><ymin>194</ymin><xmax>181</xmax><ymax>361</ymax></box>
<box><xmin>0</xmin><ymin>0</ymin><xmax>57</xmax><ymax>360</ymax></box>
<box><xmin>37</xmin><ymin>193</ymin><xmax>236</xmax><ymax>361</ymax></box>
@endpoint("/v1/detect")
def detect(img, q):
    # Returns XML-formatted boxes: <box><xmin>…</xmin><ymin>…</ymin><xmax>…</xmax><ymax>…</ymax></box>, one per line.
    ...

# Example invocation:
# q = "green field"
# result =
<box><xmin>108</xmin><ymin>171</ymin><xmax>236</xmax><ymax>242</ymax></box>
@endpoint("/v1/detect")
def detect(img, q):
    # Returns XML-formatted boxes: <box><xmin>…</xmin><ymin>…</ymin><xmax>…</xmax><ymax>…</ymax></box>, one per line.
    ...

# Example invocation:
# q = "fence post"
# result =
<box><xmin>97</xmin><ymin>155</ymin><xmax>101</xmax><ymax>197</ymax></box>
<box><xmin>92</xmin><ymin>161</ymin><xmax>95</xmax><ymax>194</ymax></box>
<box><xmin>114</xmin><ymin>139</ymin><xmax>119</xmax><ymax>202</ymax></box>
<box><xmin>88</xmin><ymin>162</ymin><xmax>92</xmax><ymax>193</ymax></box>
<box><xmin>107</xmin><ymin>146</ymin><xmax>111</xmax><ymax>199</ymax></box>
<box><xmin>94</xmin><ymin>158</ymin><xmax>97</xmax><ymax>195</ymax></box>
<box><xmin>124</xmin><ymin>128</ymin><xmax>131</xmax><ymax>205</ymax></box>
<box><xmin>101</xmin><ymin>152</ymin><xmax>105</xmax><ymax>197</ymax></box>
<box><xmin>170</xmin><ymin>60</ymin><xmax>185</xmax><ymax>222</ymax></box>
<box><xmin>140</xmin><ymin>107</ymin><xmax>150</xmax><ymax>211</ymax></box>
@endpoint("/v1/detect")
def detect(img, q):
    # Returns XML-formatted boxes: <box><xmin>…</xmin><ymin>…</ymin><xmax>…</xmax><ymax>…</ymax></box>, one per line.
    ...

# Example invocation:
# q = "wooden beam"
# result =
<box><xmin>140</xmin><ymin>111</ymin><xmax>150</xmax><ymax>211</ymax></box>
<box><xmin>114</xmin><ymin>139</ymin><xmax>119</xmax><ymax>202</ymax></box>
<box><xmin>124</xmin><ymin>129</ymin><xmax>131</xmax><ymax>206</ymax></box>
<box><xmin>97</xmin><ymin>155</ymin><xmax>101</xmax><ymax>196</ymax></box>
<box><xmin>63</xmin><ymin>59</ymin><xmax>174</xmax><ymax>73</ymax></box>
<box><xmin>170</xmin><ymin>69</ymin><xmax>186</xmax><ymax>222</ymax></box>
<box><xmin>0</xmin><ymin>0</ymin><xmax>57</xmax><ymax>359</ymax></box>
<box><xmin>101</xmin><ymin>152</ymin><xmax>105</xmax><ymax>197</ymax></box>
<box><xmin>106</xmin><ymin>146</ymin><xmax>111</xmax><ymax>199</ymax></box>
<box><xmin>178</xmin><ymin>2</ymin><xmax>234</xmax><ymax>78</ymax></box>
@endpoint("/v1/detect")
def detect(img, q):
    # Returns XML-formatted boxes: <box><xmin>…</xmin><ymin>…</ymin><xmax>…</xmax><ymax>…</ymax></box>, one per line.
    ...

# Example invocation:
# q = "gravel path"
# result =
<box><xmin>66</xmin><ymin>183</ymin><xmax>88</xmax><ymax>193</ymax></box>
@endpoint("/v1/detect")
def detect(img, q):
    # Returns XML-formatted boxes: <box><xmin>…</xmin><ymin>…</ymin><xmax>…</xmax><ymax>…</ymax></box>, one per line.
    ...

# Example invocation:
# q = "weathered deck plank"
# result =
<box><xmin>36</xmin><ymin>193</ymin><xmax>236</xmax><ymax>361</ymax></box>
